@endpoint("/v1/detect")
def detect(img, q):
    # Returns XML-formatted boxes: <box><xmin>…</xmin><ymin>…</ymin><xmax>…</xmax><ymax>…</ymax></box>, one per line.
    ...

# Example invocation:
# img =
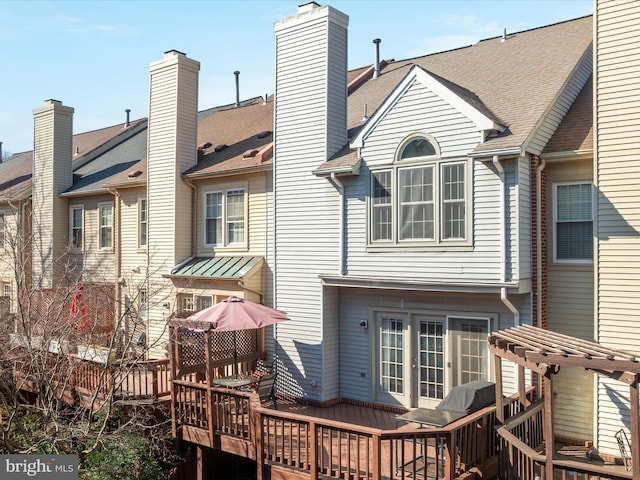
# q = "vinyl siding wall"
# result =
<box><xmin>336</xmin><ymin>288</ymin><xmax>529</xmax><ymax>404</ymax></box>
<box><xmin>194</xmin><ymin>172</ymin><xmax>268</xmax><ymax>257</ymax></box>
<box><xmin>546</xmin><ymin>158</ymin><xmax>594</xmax><ymax>442</ymax></box>
<box><xmin>68</xmin><ymin>194</ymin><xmax>117</xmax><ymax>282</ymax></box>
<box><xmin>273</xmin><ymin>6</ymin><xmax>348</xmax><ymax>400</ymax></box>
<box><xmin>348</xmin><ymin>79</ymin><xmax>521</xmax><ymax>283</ymax></box>
<box><xmin>595</xmin><ymin>0</ymin><xmax>640</xmax><ymax>455</ymax></box>
<box><xmin>146</xmin><ymin>52</ymin><xmax>199</xmax><ymax>357</ymax></box>
<box><xmin>32</xmin><ymin>101</ymin><xmax>73</xmax><ymax>288</ymax></box>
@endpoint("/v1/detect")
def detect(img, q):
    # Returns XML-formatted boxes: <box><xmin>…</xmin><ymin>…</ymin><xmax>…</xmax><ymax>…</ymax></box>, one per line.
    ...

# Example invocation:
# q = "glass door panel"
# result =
<box><xmin>376</xmin><ymin>313</ymin><xmax>410</xmax><ymax>405</ymax></box>
<box><xmin>450</xmin><ymin>317</ymin><xmax>489</xmax><ymax>387</ymax></box>
<box><xmin>416</xmin><ymin>316</ymin><xmax>445</xmax><ymax>408</ymax></box>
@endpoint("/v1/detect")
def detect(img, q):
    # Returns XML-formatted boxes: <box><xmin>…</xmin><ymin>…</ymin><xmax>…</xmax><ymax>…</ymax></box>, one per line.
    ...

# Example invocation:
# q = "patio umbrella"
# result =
<box><xmin>184</xmin><ymin>296</ymin><xmax>289</xmax><ymax>377</ymax></box>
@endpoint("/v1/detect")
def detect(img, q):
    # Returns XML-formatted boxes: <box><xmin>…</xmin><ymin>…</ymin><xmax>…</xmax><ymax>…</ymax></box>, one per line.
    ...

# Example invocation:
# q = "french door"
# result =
<box><xmin>375</xmin><ymin>312</ymin><xmax>490</xmax><ymax>408</ymax></box>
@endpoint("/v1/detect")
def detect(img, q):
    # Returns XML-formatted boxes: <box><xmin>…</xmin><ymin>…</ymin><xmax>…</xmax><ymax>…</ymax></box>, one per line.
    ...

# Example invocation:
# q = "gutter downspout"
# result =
<box><xmin>492</xmin><ymin>155</ymin><xmax>520</xmax><ymax>326</ymax></box>
<box><xmin>183</xmin><ymin>176</ymin><xmax>198</xmax><ymax>263</ymax></box>
<box><xmin>493</xmin><ymin>155</ymin><xmax>524</xmax><ymax>388</ymax></box>
<box><xmin>329</xmin><ymin>172</ymin><xmax>345</xmax><ymax>275</ymax></box>
<box><xmin>493</xmin><ymin>155</ymin><xmax>521</xmax><ymax>391</ymax></box>
<box><xmin>108</xmin><ymin>187</ymin><xmax>123</xmax><ymax>335</ymax></box>
<box><xmin>536</xmin><ymin>158</ymin><xmax>546</xmax><ymax>329</ymax></box>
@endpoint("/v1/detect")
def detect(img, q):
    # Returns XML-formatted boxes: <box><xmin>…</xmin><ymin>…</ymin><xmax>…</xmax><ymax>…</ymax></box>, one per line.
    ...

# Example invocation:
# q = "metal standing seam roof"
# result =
<box><xmin>169</xmin><ymin>256</ymin><xmax>263</xmax><ymax>279</ymax></box>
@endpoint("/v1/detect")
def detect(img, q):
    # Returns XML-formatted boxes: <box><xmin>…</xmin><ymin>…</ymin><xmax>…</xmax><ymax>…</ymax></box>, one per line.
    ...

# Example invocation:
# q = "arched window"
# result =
<box><xmin>400</xmin><ymin>137</ymin><xmax>436</xmax><ymax>159</ymax></box>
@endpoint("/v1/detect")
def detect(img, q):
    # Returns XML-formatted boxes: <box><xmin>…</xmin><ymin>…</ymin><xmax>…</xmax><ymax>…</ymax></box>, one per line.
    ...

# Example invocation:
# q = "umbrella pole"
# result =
<box><xmin>234</xmin><ymin>330</ymin><xmax>238</xmax><ymax>378</ymax></box>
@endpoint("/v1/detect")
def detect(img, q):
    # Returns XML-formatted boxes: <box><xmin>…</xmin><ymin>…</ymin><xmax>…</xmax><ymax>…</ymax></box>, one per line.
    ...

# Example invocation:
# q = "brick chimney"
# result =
<box><xmin>32</xmin><ymin>99</ymin><xmax>74</xmax><ymax>288</ymax></box>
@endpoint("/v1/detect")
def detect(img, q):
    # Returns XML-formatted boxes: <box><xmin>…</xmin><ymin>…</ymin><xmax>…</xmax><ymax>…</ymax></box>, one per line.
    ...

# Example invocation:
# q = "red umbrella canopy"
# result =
<box><xmin>185</xmin><ymin>296</ymin><xmax>290</xmax><ymax>331</ymax></box>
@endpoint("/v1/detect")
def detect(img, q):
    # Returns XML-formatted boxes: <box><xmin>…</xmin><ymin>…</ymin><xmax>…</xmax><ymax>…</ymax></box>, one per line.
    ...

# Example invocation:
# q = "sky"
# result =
<box><xmin>0</xmin><ymin>0</ymin><xmax>593</xmax><ymax>155</ymax></box>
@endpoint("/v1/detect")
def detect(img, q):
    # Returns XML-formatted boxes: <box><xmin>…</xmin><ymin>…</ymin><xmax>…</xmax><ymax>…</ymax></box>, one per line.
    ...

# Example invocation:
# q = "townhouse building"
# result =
<box><xmin>7</xmin><ymin>0</ymin><xmax>640</xmax><ymax>462</ymax></box>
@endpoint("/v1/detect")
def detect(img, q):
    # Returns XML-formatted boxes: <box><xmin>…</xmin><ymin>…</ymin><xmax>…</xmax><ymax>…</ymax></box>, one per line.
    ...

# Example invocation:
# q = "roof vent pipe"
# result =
<box><xmin>234</xmin><ymin>71</ymin><xmax>240</xmax><ymax>107</ymax></box>
<box><xmin>373</xmin><ymin>38</ymin><xmax>381</xmax><ymax>79</ymax></box>
<box><xmin>502</xmin><ymin>28</ymin><xmax>507</xmax><ymax>42</ymax></box>
<box><xmin>0</xmin><ymin>141</ymin><xmax>3</xmax><ymax>163</ymax></box>
<box><xmin>125</xmin><ymin>109</ymin><xmax>131</xmax><ymax>127</ymax></box>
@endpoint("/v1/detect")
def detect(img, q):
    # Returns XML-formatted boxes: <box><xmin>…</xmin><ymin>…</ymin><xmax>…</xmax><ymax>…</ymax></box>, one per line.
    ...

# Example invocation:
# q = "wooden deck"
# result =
<box><xmin>172</xmin><ymin>380</ymin><xmax>536</xmax><ymax>480</ymax></box>
<box><xmin>12</xmin><ymin>354</ymin><xmax>171</xmax><ymax>408</ymax></box>
<box><xmin>497</xmin><ymin>399</ymin><xmax>632</xmax><ymax>480</ymax></box>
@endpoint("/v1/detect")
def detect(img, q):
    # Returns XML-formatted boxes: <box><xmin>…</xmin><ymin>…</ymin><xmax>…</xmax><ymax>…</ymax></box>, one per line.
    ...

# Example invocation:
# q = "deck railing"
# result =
<box><xmin>172</xmin><ymin>381</ymin><xmax>535</xmax><ymax>480</ymax></box>
<box><xmin>496</xmin><ymin>399</ymin><xmax>632</xmax><ymax>480</ymax></box>
<box><xmin>13</xmin><ymin>354</ymin><xmax>171</xmax><ymax>403</ymax></box>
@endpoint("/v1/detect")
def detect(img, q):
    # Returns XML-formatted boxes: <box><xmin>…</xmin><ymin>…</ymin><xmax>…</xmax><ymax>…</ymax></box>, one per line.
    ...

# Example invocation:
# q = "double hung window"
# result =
<box><xmin>98</xmin><ymin>203</ymin><xmax>113</xmax><ymax>250</ymax></box>
<box><xmin>370</xmin><ymin>135</ymin><xmax>468</xmax><ymax>246</ymax></box>
<box><xmin>70</xmin><ymin>206</ymin><xmax>83</xmax><ymax>251</ymax></box>
<box><xmin>138</xmin><ymin>198</ymin><xmax>147</xmax><ymax>249</ymax></box>
<box><xmin>554</xmin><ymin>182</ymin><xmax>593</xmax><ymax>262</ymax></box>
<box><xmin>204</xmin><ymin>188</ymin><xmax>246</xmax><ymax>247</ymax></box>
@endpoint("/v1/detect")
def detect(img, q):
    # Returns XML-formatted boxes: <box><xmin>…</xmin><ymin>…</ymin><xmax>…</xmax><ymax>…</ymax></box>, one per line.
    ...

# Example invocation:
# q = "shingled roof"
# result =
<box><xmin>316</xmin><ymin>15</ymin><xmax>593</xmax><ymax>174</ymax></box>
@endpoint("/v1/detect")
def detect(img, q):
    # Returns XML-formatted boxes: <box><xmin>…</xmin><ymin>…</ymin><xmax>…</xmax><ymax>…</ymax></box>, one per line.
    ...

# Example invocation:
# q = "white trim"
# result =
<box><xmin>137</xmin><ymin>196</ymin><xmax>147</xmax><ymax>250</ymax></box>
<box><xmin>368</xmin><ymin>156</ymin><xmax>471</xmax><ymax>247</ymax></box>
<box><xmin>69</xmin><ymin>205</ymin><xmax>84</xmax><ymax>252</ymax></box>
<box><xmin>203</xmin><ymin>186</ymin><xmax>248</xmax><ymax>249</ymax></box>
<box><xmin>552</xmin><ymin>181</ymin><xmax>594</xmax><ymax>264</ymax></box>
<box><xmin>97</xmin><ymin>201</ymin><xmax>114</xmax><ymax>251</ymax></box>
<box><xmin>351</xmin><ymin>65</ymin><xmax>502</xmax><ymax>149</ymax></box>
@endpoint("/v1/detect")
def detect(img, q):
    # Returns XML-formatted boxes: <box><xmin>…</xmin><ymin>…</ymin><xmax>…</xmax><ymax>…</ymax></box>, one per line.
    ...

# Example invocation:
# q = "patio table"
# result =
<box><xmin>211</xmin><ymin>375</ymin><xmax>257</xmax><ymax>389</ymax></box>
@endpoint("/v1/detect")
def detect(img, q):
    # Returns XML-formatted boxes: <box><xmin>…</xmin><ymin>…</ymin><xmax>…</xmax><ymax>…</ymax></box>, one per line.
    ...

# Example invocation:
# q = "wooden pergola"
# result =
<box><xmin>489</xmin><ymin>324</ymin><xmax>640</xmax><ymax>479</ymax></box>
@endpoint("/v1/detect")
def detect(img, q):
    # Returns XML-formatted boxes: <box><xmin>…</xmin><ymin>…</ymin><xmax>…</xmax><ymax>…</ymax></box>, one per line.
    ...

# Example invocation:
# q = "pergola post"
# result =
<box><xmin>630</xmin><ymin>374</ymin><xmax>640</xmax><ymax>479</ymax></box>
<box><xmin>495</xmin><ymin>355</ymin><xmax>504</xmax><ymax>422</ymax></box>
<box><xmin>543</xmin><ymin>369</ymin><xmax>554</xmax><ymax>480</ymax></box>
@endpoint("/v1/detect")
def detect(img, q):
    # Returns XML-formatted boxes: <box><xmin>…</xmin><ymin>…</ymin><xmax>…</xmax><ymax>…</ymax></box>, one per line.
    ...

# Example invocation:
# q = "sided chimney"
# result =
<box><xmin>32</xmin><ymin>99</ymin><xmax>74</xmax><ymax>288</ymax></box>
<box><xmin>275</xmin><ymin>2</ymin><xmax>348</xmax><ymax>159</ymax></box>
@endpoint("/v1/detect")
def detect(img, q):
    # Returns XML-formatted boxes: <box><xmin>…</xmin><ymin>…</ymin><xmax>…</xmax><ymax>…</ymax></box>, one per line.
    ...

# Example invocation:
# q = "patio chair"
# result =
<box><xmin>257</xmin><ymin>372</ymin><xmax>277</xmax><ymax>409</ymax></box>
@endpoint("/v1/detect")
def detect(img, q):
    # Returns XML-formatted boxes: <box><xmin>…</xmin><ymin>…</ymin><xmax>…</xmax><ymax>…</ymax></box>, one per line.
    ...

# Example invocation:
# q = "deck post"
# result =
<box><xmin>495</xmin><ymin>355</ymin><xmax>504</xmax><ymax>422</ymax></box>
<box><xmin>196</xmin><ymin>445</ymin><xmax>207</xmax><ymax>480</ymax></box>
<box><xmin>255</xmin><ymin>405</ymin><xmax>266</xmax><ymax>480</ymax></box>
<box><xmin>169</xmin><ymin>326</ymin><xmax>178</xmax><ymax>438</ymax></box>
<box><xmin>372</xmin><ymin>433</ymin><xmax>381</xmax><ymax>480</ymax></box>
<box><xmin>309</xmin><ymin>420</ymin><xmax>318</xmax><ymax>480</ymax></box>
<box><xmin>444</xmin><ymin>432</ymin><xmax>455</xmax><ymax>480</ymax></box>
<box><xmin>630</xmin><ymin>375</ymin><xmax>640</xmax><ymax>480</ymax></box>
<box><xmin>518</xmin><ymin>365</ymin><xmax>526</xmax><ymax>408</ymax></box>
<box><xmin>204</xmin><ymin>330</ymin><xmax>215</xmax><ymax>447</ymax></box>
<box><xmin>542</xmin><ymin>369</ymin><xmax>554</xmax><ymax>480</ymax></box>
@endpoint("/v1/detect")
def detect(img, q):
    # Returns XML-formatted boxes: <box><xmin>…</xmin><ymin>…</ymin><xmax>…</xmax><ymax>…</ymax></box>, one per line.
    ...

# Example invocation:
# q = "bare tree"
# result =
<box><xmin>0</xmin><ymin>195</ymin><xmax>182</xmax><ymax>479</ymax></box>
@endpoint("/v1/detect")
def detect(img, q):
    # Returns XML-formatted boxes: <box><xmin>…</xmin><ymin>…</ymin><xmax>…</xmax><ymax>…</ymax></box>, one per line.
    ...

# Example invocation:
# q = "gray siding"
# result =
<box><xmin>337</xmin><ymin>288</ymin><xmax>530</xmax><ymax>403</ymax></box>
<box><xmin>348</xmin><ymin>80</ymin><xmax>523</xmax><ymax>284</ymax></box>
<box><xmin>273</xmin><ymin>5</ymin><xmax>348</xmax><ymax>400</ymax></box>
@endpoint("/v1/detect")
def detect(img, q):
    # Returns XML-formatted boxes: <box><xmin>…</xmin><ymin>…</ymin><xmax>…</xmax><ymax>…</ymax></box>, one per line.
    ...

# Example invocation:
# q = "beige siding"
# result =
<box><xmin>546</xmin><ymin>157</ymin><xmax>594</xmax><ymax>442</ymax></box>
<box><xmin>194</xmin><ymin>172</ymin><xmax>268</xmax><ymax>257</ymax></box>
<box><xmin>146</xmin><ymin>51</ymin><xmax>200</xmax><ymax>357</ymax></box>
<box><xmin>595</xmin><ymin>0</ymin><xmax>640</xmax><ymax>455</ymax></box>
<box><xmin>64</xmin><ymin>194</ymin><xmax>117</xmax><ymax>282</ymax></box>
<box><xmin>32</xmin><ymin>101</ymin><xmax>73</xmax><ymax>287</ymax></box>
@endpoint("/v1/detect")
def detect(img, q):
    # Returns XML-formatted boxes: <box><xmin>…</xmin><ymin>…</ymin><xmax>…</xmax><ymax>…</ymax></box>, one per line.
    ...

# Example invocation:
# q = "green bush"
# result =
<box><xmin>80</xmin><ymin>433</ymin><xmax>164</xmax><ymax>480</ymax></box>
